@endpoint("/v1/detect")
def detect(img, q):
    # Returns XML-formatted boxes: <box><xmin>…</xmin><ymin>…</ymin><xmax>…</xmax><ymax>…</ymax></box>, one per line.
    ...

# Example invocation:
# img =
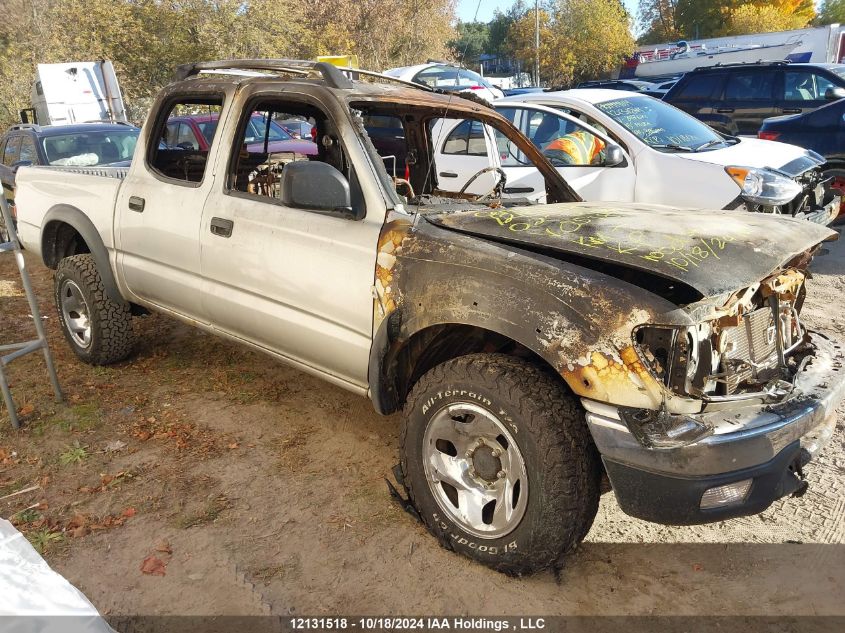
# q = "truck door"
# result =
<box><xmin>115</xmin><ymin>93</ymin><xmax>226</xmax><ymax>323</ymax></box>
<box><xmin>198</xmin><ymin>94</ymin><xmax>384</xmax><ymax>389</ymax></box>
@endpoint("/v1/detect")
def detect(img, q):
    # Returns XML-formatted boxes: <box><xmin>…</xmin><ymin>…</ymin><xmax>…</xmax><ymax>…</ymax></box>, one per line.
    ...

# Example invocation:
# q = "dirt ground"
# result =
<box><xmin>1</xmin><ymin>231</ymin><xmax>844</xmax><ymax>619</ymax></box>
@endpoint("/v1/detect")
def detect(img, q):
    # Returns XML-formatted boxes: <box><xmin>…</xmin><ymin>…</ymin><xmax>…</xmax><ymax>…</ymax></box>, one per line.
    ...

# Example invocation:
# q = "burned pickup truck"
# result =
<box><xmin>13</xmin><ymin>60</ymin><xmax>845</xmax><ymax>575</ymax></box>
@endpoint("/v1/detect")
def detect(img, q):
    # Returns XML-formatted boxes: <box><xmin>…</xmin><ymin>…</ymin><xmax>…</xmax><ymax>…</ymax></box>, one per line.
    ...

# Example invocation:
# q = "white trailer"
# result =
<box><xmin>29</xmin><ymin>60</ymin><xmax>127</xmax><ymax>126</ymax></box>
<box><xmin>623</xmin><ymin>25</ymin><xmax>845</xmax><ymax>79</ymax></box>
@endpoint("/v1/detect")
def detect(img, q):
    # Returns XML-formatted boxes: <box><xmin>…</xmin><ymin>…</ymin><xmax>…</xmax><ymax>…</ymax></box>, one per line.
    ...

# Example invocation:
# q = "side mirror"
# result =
<box><xmin>11</xmin><ymin>160</ymin><xmax>32</xmax><ymax>173</ymax></box>
<box><xmin>604</xmin><ymin>143</ymin><xmax>625</xmax><ymax>167</ymax></box>
<box><xmin>825</xmin><ymin>87</ymin><xmax>845</xmax><ymax>100</ymax></box>
<box><xmin>279</xmin><ymin>161</ymin><xmax>356</xmax><ymax>219</ymax></box>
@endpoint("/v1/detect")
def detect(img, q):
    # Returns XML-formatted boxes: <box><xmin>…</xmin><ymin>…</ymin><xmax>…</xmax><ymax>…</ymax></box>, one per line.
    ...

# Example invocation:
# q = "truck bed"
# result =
<box><xmin>15</xmin><ymin>165</ymin><xmax>126</xmax><ymax>262</ymax></box>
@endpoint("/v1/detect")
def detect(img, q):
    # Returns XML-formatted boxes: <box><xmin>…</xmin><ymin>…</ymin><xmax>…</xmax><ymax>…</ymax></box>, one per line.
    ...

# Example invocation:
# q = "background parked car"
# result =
<box><xmin>277</xmin><ymin>117</ymin><xmax>314</xmax><ymax>140</ymax></box>
<box><xmin>576</xmin><ymin>79</ymin><xmax>657</xmax><ymax>92</ymax></box>
<box><xmin>663</xmin><ymin>61</ymin><xmax>845</xmax><ymax>136</ymax></box>
<box><xmin>0</xmin><ymin>121</ymin><xmax>140</xmax><ymax>240</ymax></box>
<box><xmin>760</xmin><ymin>97</ymin><xmax>845</xmax><ymax>219</ymax></box>
<box><xmin>431</xmin><ymin>89</ymin><xmax>838</xmax><ymax>223</ymax></box>
<box><xmin>384</xmin><ymin>62</ymin><xmax>504</xmax><ymax>102</ymax></box>
<box><xmin>165</xmin><ymin>112</ymin><xmax>317</xmax><ymax>156</ymax></box>
<box><xmin>501</xmin><ymin>86</ymin><xmax>543</xmax><ymax>97</ymax></box>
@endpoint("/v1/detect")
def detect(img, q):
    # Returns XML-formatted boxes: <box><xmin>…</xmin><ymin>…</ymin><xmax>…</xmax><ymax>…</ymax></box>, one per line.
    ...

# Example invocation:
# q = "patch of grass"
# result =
<box><xmin>173</xmin><ymin>494</ymin><xmax>230</xmax><ymax>529</ymax></box>
<box><xmin>59</xmin><ymin>441</ymin><xmax>89</xmax><ymax>465</ymax></box>
<box><xmin>0</xmin><ymin>478</ymin><xmax>20</xmax><ymax>496</ymax></box>
<box><xmin>12</xmin><ymin>508</ymin><xmax>40</xmax><ymax>524</ymax></box>
<box><xmin>251</xmin><ymin>565</ymin><xmax>288</xmax><ymax>584</ymax></box>
<box><xmin>69</xmin><ymin>403</ymin><xmax>100</xmax><ymax>431</ymax></box>
<box><xmin>250</xmin><ymin>556</ymin><xmax>301</xmax><ymax>585</ymax></box>
<box><xmin>27</xmin><ymin>528</ymin><xmax>63</xmax><ymax>554</ymax></box>
<box><xmin>30</xmin><ymin>403</ymin><xmax>100</xmax><ymax>436</ymax></box>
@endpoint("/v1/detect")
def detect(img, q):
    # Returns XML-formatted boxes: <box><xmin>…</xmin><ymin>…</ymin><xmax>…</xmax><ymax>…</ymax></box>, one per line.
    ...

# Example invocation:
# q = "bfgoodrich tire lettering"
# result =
<box><xmin>400</xmin><ymin>353</ymin><xmax>600</xmax><ymax>575</ymax></box>
<box><xmin>54</xmin><ymin>254</ymin><xmax>134</xmax><ymax>365</ymax></box>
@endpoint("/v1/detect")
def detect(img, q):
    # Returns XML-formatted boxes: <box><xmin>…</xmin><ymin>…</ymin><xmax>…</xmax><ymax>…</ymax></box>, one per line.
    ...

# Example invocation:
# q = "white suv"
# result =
<box><xmin>433</xmin><ymin>89</ymin><xmax>838</xmax><ymax>223</ymax></box>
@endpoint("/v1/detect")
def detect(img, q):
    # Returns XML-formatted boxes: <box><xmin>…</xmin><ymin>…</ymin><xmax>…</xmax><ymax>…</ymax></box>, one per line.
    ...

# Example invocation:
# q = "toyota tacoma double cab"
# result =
<box><xmin>13</xmin><ymin>60</ymin><xmax>845</xmax><ymax>575</ymax></box>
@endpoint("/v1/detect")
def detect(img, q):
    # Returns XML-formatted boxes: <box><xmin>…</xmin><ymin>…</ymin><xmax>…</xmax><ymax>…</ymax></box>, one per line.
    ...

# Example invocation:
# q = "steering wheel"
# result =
<box><xmin>458</xmin><ymin>166</ymin><xmax>507</xmax><ymax>201</ymax></box>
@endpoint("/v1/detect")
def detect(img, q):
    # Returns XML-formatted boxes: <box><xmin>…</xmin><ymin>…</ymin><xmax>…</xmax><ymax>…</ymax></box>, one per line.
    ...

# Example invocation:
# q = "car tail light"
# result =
<box><xmin>758</xmin><ymin>130</ymin><xmax>780</xmax><ymax>141</ymax></box>
<box><xmin>831</xmin><ymin>176</ymin><xmax>845</xmax><ymax>219</ymax></box>
<box><xmin>404</xmin><ymin>163</ymin><xmax>410</xmax><ymax>181</ymax></box>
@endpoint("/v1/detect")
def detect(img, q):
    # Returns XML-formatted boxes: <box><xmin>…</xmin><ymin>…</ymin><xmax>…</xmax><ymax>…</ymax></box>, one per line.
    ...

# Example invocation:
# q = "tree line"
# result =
<box><xmin>451</xmin><ymin>0</ymin><xmax>634</xmax><ymax>87</ymax></box>
<box><xmin>2</xmin><ymin>0</ymin><xmax>844</xmax><ymax>131</ymax></box>
<box><xmin>452</xmin><ymin>0</ymin><xmax>845</xmax><ymax>87</ymax></box>
<box><xmin>0</xmin><ymin>0</ymin><xmax>455</xmax><ymax>128</ymax></box>
<box><xmin>636</xmin><ymin>0</ymin><xmax>824</xmax><ymax>45</ymax></box>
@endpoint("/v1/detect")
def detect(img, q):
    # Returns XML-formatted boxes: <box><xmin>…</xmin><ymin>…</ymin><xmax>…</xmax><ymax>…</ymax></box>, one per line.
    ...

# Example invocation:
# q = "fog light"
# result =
<box><xmin>700</xmin><ymin>479</ymin><xmax>753</xmax><ymax>509</ymax></box>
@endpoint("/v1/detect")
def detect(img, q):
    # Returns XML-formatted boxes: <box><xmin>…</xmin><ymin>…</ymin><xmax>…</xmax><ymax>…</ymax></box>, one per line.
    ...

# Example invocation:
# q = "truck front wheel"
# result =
<box><xmin>54</xmin><ymin>254</ymin><xmax>134</xmax><ymax>365</ymax></box>
<box><xmin>400</xmin><ymin>353</ymin><xmax>600</xmax><ymax>575</ymax></box>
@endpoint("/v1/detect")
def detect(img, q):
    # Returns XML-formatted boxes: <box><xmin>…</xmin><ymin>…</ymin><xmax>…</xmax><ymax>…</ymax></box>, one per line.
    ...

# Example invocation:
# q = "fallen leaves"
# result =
<box><xmin>18</xmin><ymin>403</ymin><xmax>35</xmax><ymax>416</ymax></box>
<box><xmin>141</xmin><ymin>539</ymin><xmax>173</xmax><ymax>576</ymax></box>
<box><xmin>62</xmin><ymin>504</ymin><xmax>137</xmax><ymax>538</ymax></box>
<box><xmin>78</xmin><ymin>471</ymin><xmax>133</xmax><ymax>493</ymax></box>
<box><xmin>0</xmin><ymin>447</ymin><xmax>18</xmax><ymax>464</ymax></box>
<box><xmin>140</xmin><ymin>555</ymin><xmax>167</xmax><ymax>576</ymax></box>
<box><xmin>129</xmin><ymin>411</ymin><xmax>229</xmax><ymax>457</ymax></box>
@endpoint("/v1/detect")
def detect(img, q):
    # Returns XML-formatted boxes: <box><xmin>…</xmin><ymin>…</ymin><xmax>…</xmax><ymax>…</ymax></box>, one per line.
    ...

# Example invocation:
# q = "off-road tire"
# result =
<box><xmin>54</xmin><ymin>254</ymin><xmax>134</xmax><ymax>365</ymax></box>
<box><xmin>400</xmin><ymin>353</ymin><xmax>600</xmax><ymax>575</ymax></box>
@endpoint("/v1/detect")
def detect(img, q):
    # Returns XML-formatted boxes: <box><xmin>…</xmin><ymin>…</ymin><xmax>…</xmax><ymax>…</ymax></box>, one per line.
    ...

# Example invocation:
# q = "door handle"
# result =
<box><xmin>503</xmin><ymin>187</ymin><xmax>535</xmax><ymax>194</ymax></box>
<box><xmin>209</xmin><ymin>217</ymin><xmax>234</xmax><ymax>238</ymax></box>
<box><xmin>716</xmin><ymin>108</ymin><xmax>735</xmax><ymax>113</ymax></box>
<box><xmin>782</xmin><ymin>108</ymin><xmax>803</xmax><ymax>114</ymax></box>
<box><xmin>128</xmin><ymin>196</ymin><xmax>145</xmax><ymax>213</ymax></box>
<box><xmin>439</xmin><ymin>171</ymin><xmax>458</xmax><ymax>178</ymax></box>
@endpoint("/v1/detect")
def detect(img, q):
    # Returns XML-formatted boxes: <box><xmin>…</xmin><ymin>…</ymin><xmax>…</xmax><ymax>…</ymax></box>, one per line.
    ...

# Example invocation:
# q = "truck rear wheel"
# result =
<box><xmin>54</xmin><ymin>254</ymin><xmax>134</xmax><ymax>365</ymax></box>
<box><xmin>400</xmin><ymin>353</ymin><xmax>600</xmax><ymax>575</ymax></box>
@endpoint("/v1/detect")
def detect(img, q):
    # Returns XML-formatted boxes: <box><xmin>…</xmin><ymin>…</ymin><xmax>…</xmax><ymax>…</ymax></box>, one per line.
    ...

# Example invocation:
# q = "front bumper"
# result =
<box><xmin>725</xmin><ymin>193</ymin><xmax>840</xmax><ymax>225</ymax></box>
<box><xmin>585</xmin><ymin>331</ymin><xmax>845</xmax><ymax>524</ymax></box>
<box><xmin>799</xmin><ymin>194</ymin><xmax>840</xmax><ymax>225</ymax></box>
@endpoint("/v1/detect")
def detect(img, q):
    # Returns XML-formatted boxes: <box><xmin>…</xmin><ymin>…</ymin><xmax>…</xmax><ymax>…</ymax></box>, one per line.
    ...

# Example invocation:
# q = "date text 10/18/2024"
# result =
<box><xmin>289</xmin><ymin>617</ymin><xmax>547</xmax><ymax>630</ymax></box>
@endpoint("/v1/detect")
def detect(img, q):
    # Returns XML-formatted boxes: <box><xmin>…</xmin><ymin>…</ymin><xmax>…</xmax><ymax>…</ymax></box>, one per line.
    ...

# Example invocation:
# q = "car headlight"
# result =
<box><xmin>725</xmin><ymin>166</ymin><xmax>801</xmax><ymax>206</ymax></box>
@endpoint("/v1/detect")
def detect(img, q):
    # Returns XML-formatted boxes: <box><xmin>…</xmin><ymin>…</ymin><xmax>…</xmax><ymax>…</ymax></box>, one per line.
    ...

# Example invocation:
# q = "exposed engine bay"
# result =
<box><xmin>634</xmin><ymin>267</ymin><xmax>812</xmax><ymax>403</ymax></box>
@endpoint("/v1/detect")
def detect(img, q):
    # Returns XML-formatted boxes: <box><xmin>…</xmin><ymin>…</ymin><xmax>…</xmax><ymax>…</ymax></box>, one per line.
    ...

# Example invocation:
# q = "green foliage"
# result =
<box><xmin>58</xmin><ymin>441</ymin><xmax>88</xmax><ymax>466</ymax></box>
<box><xmin>488</xmin><ymin>2</ymin><xmax>529</xmax><ymax>59</ymax></box>
<box><xmin>638</xmin><ymin>0</ymin><xmax>815</xmax><ymax>43</ymax></box>
<box><xmin>817</xmin><ymin>0</ymin><xmax>845</xmax><ymax>25</ymax></box>
<box><xmin>27</xmin><ymin>528</ymin><xmax>63</xmax><ymax>554</ymax></box>
<box><xmin>0</xmin><ymin>0</ymin><xmax>457</xmax><ymax>129</ymax></box>
<box><xmin>510</xmin><ymin>0</ymin><xmax>634</xmax><ymax>86</ymax></box>
<box><xmin>450</xmin><ymin>21</ymin><xmax>490</xmax><ymax>63</ymax></box>
<box><xmin>13</xmin><ymin>508</ymin><xmax>40</xmax><ymax>524</ymax></box>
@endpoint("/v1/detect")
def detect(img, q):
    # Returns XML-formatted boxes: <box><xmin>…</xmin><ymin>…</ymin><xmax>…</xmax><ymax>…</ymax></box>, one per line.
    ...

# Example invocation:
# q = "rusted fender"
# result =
<box><xmin>370</xmin><ymin>212</ymin><xmax>701</xmax><ymax>416</ymax></box>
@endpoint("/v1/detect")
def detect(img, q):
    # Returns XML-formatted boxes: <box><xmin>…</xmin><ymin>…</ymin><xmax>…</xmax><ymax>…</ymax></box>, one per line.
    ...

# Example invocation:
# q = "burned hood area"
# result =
<box><xmin>421</xmin><ymin>201</ymin><xmax>836</xmax><ymax>302</ymax></box>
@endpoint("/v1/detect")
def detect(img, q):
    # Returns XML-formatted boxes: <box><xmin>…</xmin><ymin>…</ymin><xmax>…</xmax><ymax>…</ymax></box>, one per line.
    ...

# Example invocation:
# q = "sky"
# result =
<box><xmin>456</xmin><ymin>0</ymin><xmax>641</xmax><ymax>24</ymax></box>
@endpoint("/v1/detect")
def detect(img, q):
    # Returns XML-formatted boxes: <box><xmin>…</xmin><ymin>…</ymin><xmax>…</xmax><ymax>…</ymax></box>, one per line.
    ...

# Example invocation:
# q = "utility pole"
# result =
<box><xmin>534</xmin><ymin>0</ymin><xmax>540</xmax><ymax>86</ymax></box>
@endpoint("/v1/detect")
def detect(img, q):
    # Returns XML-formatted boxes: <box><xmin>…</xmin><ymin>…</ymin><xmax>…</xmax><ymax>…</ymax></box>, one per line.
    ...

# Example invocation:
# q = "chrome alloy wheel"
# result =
<box><xmin>59</xmin><ymin>279</ymin><xmax>92</xmax><ymax>349</ymax></box>
<box><xmin>423</xmin><ymin>403</ymin><xmax>528</xmax><ymax>538</ymax></box>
